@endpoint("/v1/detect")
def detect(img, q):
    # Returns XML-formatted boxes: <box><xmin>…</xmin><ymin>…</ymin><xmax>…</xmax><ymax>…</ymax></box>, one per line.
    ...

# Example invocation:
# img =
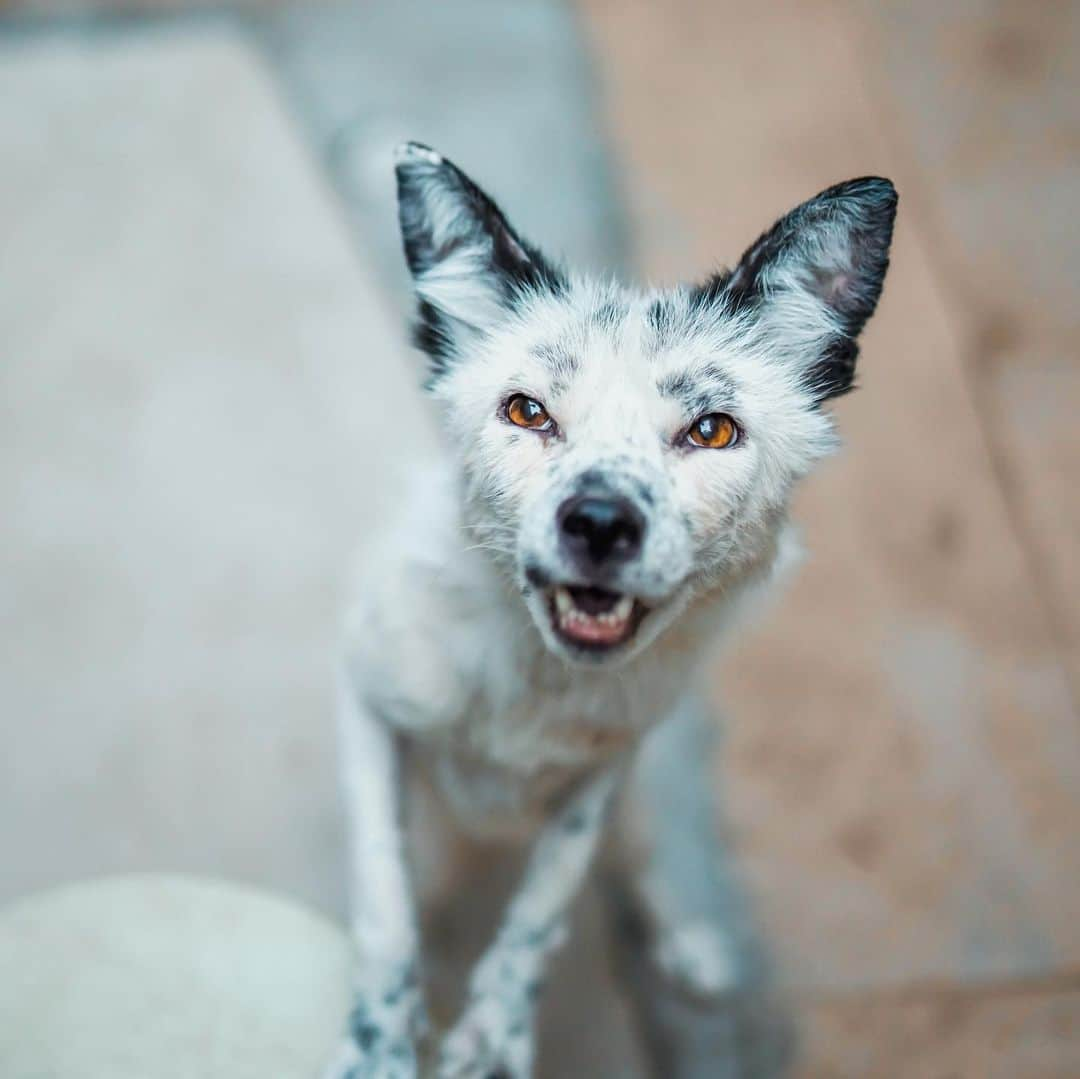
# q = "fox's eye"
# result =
<box><xmin>687</xmin><ymin>413</ymin><xmax>739</xmax><ymax>449</ymax></box>
<box><xmin>506</xmin><ymin>394</ymin><xmax>553</xmax><ymax>432</ymax></box>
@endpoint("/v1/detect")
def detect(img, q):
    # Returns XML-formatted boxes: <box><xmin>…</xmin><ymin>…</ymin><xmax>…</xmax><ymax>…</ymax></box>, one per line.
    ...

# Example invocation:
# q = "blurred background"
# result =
<box><xmin>1</xmin><ymin>1</ymin><xmax>1078</xmax><ymax>1075</ymax></box>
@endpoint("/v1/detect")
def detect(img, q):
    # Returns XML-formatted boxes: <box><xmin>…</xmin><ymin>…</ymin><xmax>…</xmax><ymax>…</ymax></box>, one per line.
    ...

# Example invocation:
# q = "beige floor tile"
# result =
<box><xmin>0</xmin><ymin>26</ymin><xmax>428</xmax><ymax>911</ymax></box>
<box><xmin>858</xmin><ymin>0</ymin><xmax>1080</xmax><ymax>698</ymax></box>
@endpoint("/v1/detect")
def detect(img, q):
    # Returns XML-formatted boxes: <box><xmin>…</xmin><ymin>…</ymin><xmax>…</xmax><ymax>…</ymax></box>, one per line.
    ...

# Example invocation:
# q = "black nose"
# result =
<box><xmin>558</xmin><ymin>495</ymin><xmax>645</xmax><ymax>569</ymax></box>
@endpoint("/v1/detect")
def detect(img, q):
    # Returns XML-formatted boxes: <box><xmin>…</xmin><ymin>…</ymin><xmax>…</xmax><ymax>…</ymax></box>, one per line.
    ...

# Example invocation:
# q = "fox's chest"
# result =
<box><xmin>417</xmin><ymin>674</ymin><xmax>673</xmax><ymax>838</ymax></box>
<box><xmin>422</xmin><ymin>743</ymin><xmax>599</xmax><ymax>840</ymax></box>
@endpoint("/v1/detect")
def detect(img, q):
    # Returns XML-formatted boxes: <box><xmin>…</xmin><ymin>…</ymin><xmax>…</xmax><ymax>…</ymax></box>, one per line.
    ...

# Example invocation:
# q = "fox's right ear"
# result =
<box><xmin>394</xmin><ymin>143</ymin><xmax>565</xmax><ymax>380</ymax></box>
<box><xmin>695</xmin><ymin>177</ymin><xmax>897</xmax><ymax>402</ymax></box>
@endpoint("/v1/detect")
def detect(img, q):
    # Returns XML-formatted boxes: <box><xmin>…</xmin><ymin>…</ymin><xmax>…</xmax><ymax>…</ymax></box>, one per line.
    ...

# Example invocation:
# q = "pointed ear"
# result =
<box><xmin>394</xmin><ymin>142</ymin><xmax>565</xmax><ymax>378</ymax></box>
<box><xmin>699</xmin><ymin>177</ymin><xmax>897</xmax><ymax>401</ymax></box>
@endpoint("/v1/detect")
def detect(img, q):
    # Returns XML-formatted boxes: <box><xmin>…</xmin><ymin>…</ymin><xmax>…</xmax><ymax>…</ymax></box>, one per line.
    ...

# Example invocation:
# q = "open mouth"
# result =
<box><xmin>549</xmin><ymin>585</ymin><xmax>647</xmax><ymax>652</ymax></box>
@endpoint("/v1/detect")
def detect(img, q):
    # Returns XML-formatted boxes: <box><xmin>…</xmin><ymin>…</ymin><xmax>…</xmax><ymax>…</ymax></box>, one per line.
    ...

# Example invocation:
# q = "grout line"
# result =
<box><xmin>797</xmin><ymin>967</ymin><xmax>1080</xmax><ymax>1009</ymax></box>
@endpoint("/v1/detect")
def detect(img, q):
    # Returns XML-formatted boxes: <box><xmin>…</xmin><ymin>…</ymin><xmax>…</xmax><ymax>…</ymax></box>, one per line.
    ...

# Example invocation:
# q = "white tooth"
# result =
<box><xmin>614</xmin><ymin>595</ymin><xmax>634</xmax><ymax>620</ymax></box>
<box><xmin>554</xmin><ymin>588</ymin><xmax>573</xmax><ymax>616</ymax></box>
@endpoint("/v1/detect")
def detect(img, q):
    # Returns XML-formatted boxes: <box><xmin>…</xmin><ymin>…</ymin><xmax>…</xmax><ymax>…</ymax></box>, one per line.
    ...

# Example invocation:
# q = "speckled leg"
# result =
<box><xmin>325</xmin><ymin>669</ymin><xmax>426</xmax><ymax>1079</ymax></box>
<box><xmin>437</xmin><ymin>767</ymin><xmax>621</xmax><ymax>1079</ymax></box>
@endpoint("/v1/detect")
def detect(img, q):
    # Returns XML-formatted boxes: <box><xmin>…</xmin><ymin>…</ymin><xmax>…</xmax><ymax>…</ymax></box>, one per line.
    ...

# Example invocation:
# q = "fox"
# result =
<box><xmin>324</xmin><ymin>142</ymin><xmax>896</xmax><ymax>1078</ymax></box>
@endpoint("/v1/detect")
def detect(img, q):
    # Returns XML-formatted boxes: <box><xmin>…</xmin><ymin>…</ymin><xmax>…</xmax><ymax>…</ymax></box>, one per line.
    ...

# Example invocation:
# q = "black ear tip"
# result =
<box><xmin>839</xmin><ymin>176</ymin><xmax>898</xmax><ymax>220</ymax></box>
<box><xmin>863</xmin><ymin>176</ymin><xmax>898</xmax><ymax>210</ymax></box>
<box><xmin>394</xmin><ymin>141</ymin><xmax>445</xmax><ymax>173</ymax></box>
<box><xmin>818</xmin><ymin>174</ymin><xmax>895</xmax><ymax>203</ymax></box>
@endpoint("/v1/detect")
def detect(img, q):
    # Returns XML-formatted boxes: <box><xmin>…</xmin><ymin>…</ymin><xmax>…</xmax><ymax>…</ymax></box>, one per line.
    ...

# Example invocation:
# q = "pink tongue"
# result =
<box><xmin>562</xmin><ymin>614</ymin><xmax>628</xmax><ymax>644</ymax></box>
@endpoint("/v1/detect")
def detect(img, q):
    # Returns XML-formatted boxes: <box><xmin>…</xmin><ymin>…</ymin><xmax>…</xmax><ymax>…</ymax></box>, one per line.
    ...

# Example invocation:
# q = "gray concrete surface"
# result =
<box><xmin>0</xmin><ymin>23</ymin><xmax>425</xmax><ymax>911</ymax></box>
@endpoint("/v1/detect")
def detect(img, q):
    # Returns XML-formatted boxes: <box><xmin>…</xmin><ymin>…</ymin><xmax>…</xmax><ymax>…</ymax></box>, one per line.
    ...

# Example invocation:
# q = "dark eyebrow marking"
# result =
<box><xmin>644</xmin><ymin>296</ymin><xmax>674</xmax><ymax>352</ymax></box>
<box><xmin>645</xmin><ymin>297</ymin><xmax>668</xmax><ymax>334</ymax></box>
<box><xmin>530</xmin><ymin>340</ymin><xmax>579</xmax><ymax>396</ymax></box>
<box><xmin>592</xmin><ymin>298</ymin><xmax>627</xmax><ymax>329</ymax></box>
<box><xmin>657</xmin><ymin>365</ymin><xmax>739</xmax><ymax>417</ymax></box>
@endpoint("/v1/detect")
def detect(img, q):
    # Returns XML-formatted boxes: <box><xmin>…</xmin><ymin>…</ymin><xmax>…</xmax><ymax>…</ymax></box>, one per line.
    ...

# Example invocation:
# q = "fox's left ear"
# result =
<box><xmin>394</xmin><ymin>142</ymin><xmax>565</xmax><ymax>380</ymax></box>
<box><xmin>700</xmin><ymin>177</ymin><xmax>897</xmax><ymax>401</ymax></box>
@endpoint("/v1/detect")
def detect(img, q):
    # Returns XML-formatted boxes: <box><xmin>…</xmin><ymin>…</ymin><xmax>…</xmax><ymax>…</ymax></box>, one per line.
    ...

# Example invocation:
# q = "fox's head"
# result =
<box><xmin>395</xmin><ymin>142</ymin><xmax>896</xmax><ymax>666</ymax></box>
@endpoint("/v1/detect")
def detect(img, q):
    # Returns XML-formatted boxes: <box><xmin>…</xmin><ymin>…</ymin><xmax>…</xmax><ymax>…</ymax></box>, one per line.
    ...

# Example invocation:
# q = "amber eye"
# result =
<box><xmin>687</xmin><ymin>412</ymin><xmax>739</xmax><ymax>449</ymax></box>
<box><xmin>505</xmin><ymin>394</ymin><xmax>553</xmax><ymax>432</ymax></box>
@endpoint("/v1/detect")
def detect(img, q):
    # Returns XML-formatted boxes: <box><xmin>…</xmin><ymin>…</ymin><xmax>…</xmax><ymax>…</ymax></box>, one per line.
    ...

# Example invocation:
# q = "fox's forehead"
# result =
<box><xmin>496</xmin><ymin>281</ymin><xmax>749</xmax><ymax>415</ymax></box>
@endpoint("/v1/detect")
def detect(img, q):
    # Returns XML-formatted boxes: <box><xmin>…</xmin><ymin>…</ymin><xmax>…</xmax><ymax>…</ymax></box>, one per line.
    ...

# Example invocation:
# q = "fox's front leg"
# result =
<box><xmin>605</xmin><ymin>694</ymin><xmax>792</xmax><ymax>1078</ymax></box>
<box><xmin>324</xmin><ymin>669</ymin><xmax>426</xmax><ymax>1079</ymax></box>
<box><xmin>611</xmin><ymin>696</ymin><xmax>745</xmax><ymax>999</ymax></box>
<box><xmin>436</xmin><ymin>767</ymin><xmax>621</xmax><ymax>1079</ymax></box>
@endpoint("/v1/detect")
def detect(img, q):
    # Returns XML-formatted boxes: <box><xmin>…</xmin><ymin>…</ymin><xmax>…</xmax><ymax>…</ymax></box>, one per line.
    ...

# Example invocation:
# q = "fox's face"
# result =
<box><xmin>395</xmin><ymin>143</ymin><xmax>896</xmax><ymax>666</ymax></box>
